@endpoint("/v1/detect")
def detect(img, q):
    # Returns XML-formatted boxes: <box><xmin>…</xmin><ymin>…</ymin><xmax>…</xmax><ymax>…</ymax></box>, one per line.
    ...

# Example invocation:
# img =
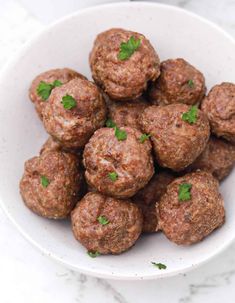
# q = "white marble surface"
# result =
<box><xmin>0</xmin><ymin>0</ymin><xmax>235</xmax><ymax>302</ymax></box>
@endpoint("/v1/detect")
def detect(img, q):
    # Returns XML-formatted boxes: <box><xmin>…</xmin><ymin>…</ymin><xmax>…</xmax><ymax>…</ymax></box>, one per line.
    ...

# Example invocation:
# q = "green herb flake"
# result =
<box><xmin>108</xmin><ymin>171</ymin><xmax>118</xmax><ymax>182</ymax></box>
<box><xmin>178</xmin><ymin>183</ymin><xmax>192</xmax><ymax>201</ymax></box>
<box><xmin>152</xmin><ymin>262</ymin><xmax>167</xmax><ymax>270</ymax></box>
<box><xmin>97</xmin><ymin>215</ymin><xmax>109</xmax><ymax>225</ymax></box>
<box><xmin>115</xmin><ymin>127</ymin><xmax>127</xmax><ymax>141</ymax></box>
<box><xmin>139</xmin><ymin>133</ymin><xmax>151</xmax><ymax>143</ymax></box>
<box><xmin>37</xmin><ymin>80</ymin><xmax>62</xmax><ymax>101</ymax></box>
<box><xmin>182</xmin><ymin>105</ymin><xmax>198</xmax><ymax>124</ymax></box>
<box><xmin>106</xmin><ymin>119</ymin><xmax>116</xmax><ymax>128</ymax></box>
<box><xmin>188</xmin><ymin>79</ymin><xmax>194</xmax><ymax>88</ymax></box>
<box><xmin>41</xmin><ymin>175</ymin><xmax>50</xmax><ymax>188</ymax></box>
<box><xmin>118</xmin><ymin>36</ymin><xmax>141</xmax><ymax>61</ymax></box>
<box><xmin>61</xmin><ymin>94</ymin><xmax>77</xmax><ymax>110</ymax></box>
<box><xmin>87</xmin><ymin>251</ymin><xmax>100</xmax><ymax>258</ymax></box>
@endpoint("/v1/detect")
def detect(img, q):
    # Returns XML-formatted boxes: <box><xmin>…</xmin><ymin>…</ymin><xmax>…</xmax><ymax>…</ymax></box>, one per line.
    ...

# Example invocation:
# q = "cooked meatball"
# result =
<box><xmin>140</xmin><ymin>104</ymin><xmax>210</xmax><ymax>171</ymax></box>
<box><xmin>43</xmin><ymin>78</ymin><xmax>107</xmax><ymax>149</ymax></box>
<box><xmin>132</xmin><ymin>171</ymin><xmax>175</xmax><ymax>232</ymax></box>
<box><xmin>108</xmin><ymin>96</ymin><xmax>149</xmax><ymax>130</ymax></box>
<box><xmin>29</xmin><ymin>68</ymin><xmax>86</xmax><ymax>119</ymax></box>
<box><xmin>186</xmin><ymin>136</ymin><xmax>235</xmax><ymax>181</ymax></box>
<box><xmin>71</xmin><ymin>192</ymin><xmax>143</xmax><ymax>254</ymax></box>
<box><xmin>201</xmin><ymin>82</ymin><xmax>235</xmax><ymax>143</ymax></box>
<box><xmin>148</xmin><ymin>58</ymin><xmax>206</xmax><ymax>106</ymax></box>
<box><xmin>158</xmin><ymin>171</ymin><xmax>225</xmax><ymax>245</ymax></box>
<box><xmin>90</xmin><ymin>28</ymin><xmax>160</xmax><ymax>101</ymax></box>
<box><xmin>83</xmin><ymin>127</ymin><xmax>154</xmax><ymax>198</ymax></box>
<box><xmin>20</xmin><ymin>150</ymin><xmax>82</xmax><ymax>219</ymax></box>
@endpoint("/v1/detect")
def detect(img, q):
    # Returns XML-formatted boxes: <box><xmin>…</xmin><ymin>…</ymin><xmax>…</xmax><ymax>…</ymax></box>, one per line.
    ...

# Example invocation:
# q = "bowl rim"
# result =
<box><xmin>0</xmin><ymin>1</ymin><xmax>235</xmax><ymax>280</ymax></box>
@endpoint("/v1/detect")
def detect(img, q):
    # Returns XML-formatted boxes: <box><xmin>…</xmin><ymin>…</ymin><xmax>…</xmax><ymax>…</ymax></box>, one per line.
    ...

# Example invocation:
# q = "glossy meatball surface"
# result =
<box><xmin>140</xmin><ymin>104</ymin><xmax>210</xmax><ymax>171</ymax></box>
<box><xmin>20</xmin><ymin>151</ymin><xmax>82</xmax><ymax>219</ymax></box>
<box><xmin>149</xmin><ymin>58</ymin><xmax>206</xmax><ymax>106</ymax></box>
<box><xmin>29</xmin><ymin>68</ymin><xmax>86</xmax><ymax>119</ymax></box>
<box><xmin>90</xmin><ymin>28</ymin><xmax>160</xmax><ymax>100</ymax></box>
<box><xmin>158</xmin><ymin>171</ymin><xmax>225</xmax><ymax>245</ymax></box>
<box><xmin>132</xmin><ymin>171</ymin><xmax>175</xmax><ymax>232</ymax></box>
<box><xmin>83</xmin><ymin>127</ymin><xmax>154</xmax><ymax>198</ymax></box>
<box><xmin>108</xmin><ymin>96</ymin><xmax>149</xmax><ymax>130</ymax></box>
<box><xmin>201</xmin><ymin>82</ymin><xmax>235</xmax><ymax>143</ymax></box>
<box><xmin>43</xmin><ymin>78</ymin><xmax>107</xmax><ymax>149</ymax></box>
<box><xmin>71</xmin><ymin>192</ymin><xmax>143</xmax><ymax>254</ymax></box>
<box><xmin>187</xmin><ymin>136</ymin><xmax>235</xmax><ymax>181</ymax></box>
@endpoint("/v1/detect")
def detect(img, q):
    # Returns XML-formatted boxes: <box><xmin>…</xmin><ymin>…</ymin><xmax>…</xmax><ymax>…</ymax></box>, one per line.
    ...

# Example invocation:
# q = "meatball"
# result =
<box><xmin>71</xmin><ymin>192</ymin><xmax>143</xmax><ymax>254</ymax></box>
<box><xmin>148</xmin><ymin>58</ymin><xmax>206</xmax><ymax>106</ymax></box>
<box><xmin>43</xmin><ymin>77</ymin><xmax>107</xmax><ymax>149</ymax></box>
<box><xmin>140</xmin><ymin>104</ymin><xmax>210</xmax><ymax>171</ymax></box>
<box><xmin>90</xmin><ymin>28</ymin><xmax>160</xmax><ymax>101</ymax></box>
<box><xmin>132</xmin><ymin>171</ymin><xmax>175</xmax><ymax>232</ymax></box>
<box><xmin>108</xmin><ymin>96</ymin><xmax>149</xmax><ymax>130</ymax></box>
<box><xmin>186</xmin><ymin>136</ymin><xmax>235</xmax><ymax>181</ymax></box>
<box><xmin>201</xmin><ymin>82</ymin><xmax>235</xmax><ymax>143</ymax></box>
<box><xmin>83</xmin><ymin>127</ymin><xmax>154</xmax><ymax>198</ymax></box>
<box><xmin>20</xmin><ymin>150</ymin><xmax>82</xmax><ymax>219</ymax></box>
<box><xmin>158</xmin><ymin>171</ymin><xmax>225</xmax><ymax>245</ymax></box>
<box><xmin>29</xmin><ymin>68</ymin><xmax>86</xmax><ymax>119</ymax></box>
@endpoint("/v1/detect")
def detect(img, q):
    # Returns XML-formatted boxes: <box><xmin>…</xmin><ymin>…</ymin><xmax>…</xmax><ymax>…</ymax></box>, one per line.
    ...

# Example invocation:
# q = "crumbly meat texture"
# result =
<box><xmin>186</xmin><ymin>136</ymin><xmax>235</xmax><ymax>181</ymax></box>
<box><xmin>132</xmin><ymin>171</ymin><xmax>175</xmax><ymax>232</ymax></box>
<box><xmin>20</xmin><ymin>151</ymin><xmax>82</xmax><ymax>219</ymax></box>
<box><xmin>148</xmin><ymin>58</ymin><xmax>206</xmax><ymax>106</ymax></box>
<box><xmin>108</xmin><ymin>96</ymin><xmax>149</xmax><ymax>130</ymax></box>
<box><xmin>43</xmin><ymin>78</ymin><xmax>107</xmax><ymax>149</ymax></box>
<box><xmin>71</xmin><ymin>192</ymin><xmax>143</xmax><ymax>254</ymax></box>
<box><xmin>201</xmin><ymin>82</ymin><xmax>235</xmax><ymax>143</ymax></box>
<box><xmin>89</xmin><ymin>28</ymin><xmax>160</xmax><ymax>100</ymax></box>
<box><xmin>83</xmin><ymin>127</ymin><xmax>154</xmax><ymax>198</ymax></box>
<box><xmin>158</xmin><ymin>170</ymin><xmax>225</xmax><ymax>245</ymax></box>
<box><xmin>140</xmin><ymin>104</ymin><xmax>210</xmax><ymax>171</ymax></box>
<box><xmin>29</xmin><ymin>68</ymin><xmax>86</xmax><ymax>119</ymax></box>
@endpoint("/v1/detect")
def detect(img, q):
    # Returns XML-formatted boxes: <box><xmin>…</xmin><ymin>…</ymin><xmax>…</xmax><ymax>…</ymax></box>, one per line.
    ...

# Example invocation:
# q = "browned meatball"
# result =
<box><xmin>158</xmin><ymin>171</ymin><xmax>225</xmax><ymax>245</ymax></box>
<box><xmin>43</xmin><ymin>78</ymin><xmax>107</xmax><ymax>149</ymax></box>
<box><xmin>108</xmin><ymin>96</ymin><xmax>149</xmax><ymax>130</ymax></box>
<box><xmin>20</xmin><ymin>151</ymin><xmax>82</xmax><ymax>219</ymax></box>
<box><xmin>90</xmin><ymin>28</ymin><xmax>160</xmax><ymax>101</ymax></box>
<box><xmin>140</xmin><ymin>104</ymin><xmax>210</xmax><ymax>171</ymax></box>
<box><xmin>148</xmin><ymin>58</ymin><xmax>206</xmax><ymax>106</ymax></box>
<box><xmin>132</xmin><ymin>171</ymin><xmax>175</xmax><ymax>232</ymax></box>
<box><xmin>71</xmin><ymin>192</ymin><xmax>143</xmax><ymax>254</ymax></box>
<box><xmin>201</xmin><ymin>82</ymin><xmax>235</xmax><ymax>143</ymax></box>
<box><xmin>83</xmin><ymin>127</ymin><xmax>154</xmax><ymax>198</ymax></box>
<box><xmin>186</xmin><ymin>136</ymin><xmax>235</xmax><ymax>181</ymax></box>
<box><xmin>29</xmin><ymin>68</ymin><xmax>86</xmax><ymax>119</ymax></box>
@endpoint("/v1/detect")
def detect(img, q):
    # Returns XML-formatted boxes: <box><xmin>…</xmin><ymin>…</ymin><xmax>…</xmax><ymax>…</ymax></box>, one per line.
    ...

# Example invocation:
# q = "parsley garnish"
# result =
<box><xmin>106</xmin><ymin>119</ymin><xmax>116</xmax><ymax>128</ymax></box>
<box><xmin>178</xmin><ymin>183</ymin><xmax>192</xmax><ymax>201</ymax></box>
<box><xmin>97</xmin><ymin>215</ymin><xmax>109</xmax><ymax>225</ymax></box>
<box><xmin>115</xmin><ymin>127</ymin><xmax>127</xmax><ymax>141</ymax></box>
<box><xmin>139</xmin><ymin>134</ymin><xmax>151</xmax><ymax>143</ymax></box>
<box><xmin>87</xmin><ymin>251</ymin><xmax>100</xmax><ymax>258</ymax></box>
<box><xmin>61</xmin><ymin>94</ymin><xmax>77</xmax><ymax>110</ymax></box>
<box><xmin>108</xmin><ymin>172</ymin><xmax>118</xmax><ymax>181</ymax></box>
<box><xmin>41</xmin><ymin>176</ymin><xmax>50</xmax><ymax>188</ymax></box>
<box><xmin>118</xmin><ymin>36</ymin><xmax>141</xmax><ymax>61</ymax></box>
<box><xmin>188</xmin><ymin>79</ymin><xmax>194</xmax><ymax>88</ymax></box>
<box><xmin>182</xmin><ymin>105</ymin><xmax>198</xmax><ymax>124</ymax></box>
<box><xmin>152</xmin><ymin>262</ymin><xmax>167</xmax><ymax>270</ymax></box>
<box><xmin>37</xmin><ymin>80</ymin><xmax>62</xmax><ymax>101</ymax></box>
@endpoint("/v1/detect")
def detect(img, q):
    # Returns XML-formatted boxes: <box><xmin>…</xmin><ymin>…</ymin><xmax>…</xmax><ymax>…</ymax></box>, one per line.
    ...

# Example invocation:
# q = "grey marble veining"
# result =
<box><xmin>0</xmin><ymin>0</ymin><xmax>235</xmax><ymax>302</ymax></box>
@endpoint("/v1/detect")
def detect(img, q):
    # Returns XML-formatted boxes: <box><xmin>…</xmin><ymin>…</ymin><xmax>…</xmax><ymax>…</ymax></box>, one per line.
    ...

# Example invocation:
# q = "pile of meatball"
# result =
<box><xmin>20</xmin><ymin>28</ymin><xmax>235</xmax><ymax>256</ymax></box>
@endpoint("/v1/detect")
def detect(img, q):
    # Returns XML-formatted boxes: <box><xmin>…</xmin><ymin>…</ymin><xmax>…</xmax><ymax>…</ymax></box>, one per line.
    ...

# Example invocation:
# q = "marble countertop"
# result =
<box><xmin>0</xmin><ymin>0</ymin><xmax>235</xmax><ymax>302</ymax></box>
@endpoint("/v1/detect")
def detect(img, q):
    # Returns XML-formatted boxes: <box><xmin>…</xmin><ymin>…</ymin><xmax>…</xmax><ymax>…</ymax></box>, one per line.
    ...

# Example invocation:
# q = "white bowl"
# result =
<box><xmin>0</xmin><ymin>2</ymin><xmax>235</xmax><ymax>280</ymax></box>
